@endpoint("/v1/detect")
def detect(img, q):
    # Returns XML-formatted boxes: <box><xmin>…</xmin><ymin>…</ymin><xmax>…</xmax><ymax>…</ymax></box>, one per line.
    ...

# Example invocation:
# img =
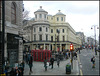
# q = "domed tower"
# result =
<box><xmin>34</xmin><ymin>6</ymin><xmax>48</xmax><ymax>22</ymax></box>
<box><xmin>32</xmin><ymin>6</ymin><xmax>50</xmax><ymax>50</ymax></box>
<box><xmin>54</xmin><ymin>10</ymin><xmax>66</xmax><ymax>23</ymax></box>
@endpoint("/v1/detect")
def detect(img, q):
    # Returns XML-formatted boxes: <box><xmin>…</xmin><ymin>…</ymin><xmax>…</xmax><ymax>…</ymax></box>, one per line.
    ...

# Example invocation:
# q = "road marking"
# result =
<box><xmin>80</xmin><ymin>69</ymin><xmax>83</xmax><ymax>76</ymax></box>
<box><xmin>77</xmin><ymin>54</ymin><xmax>83</xmax><ymax>76</ymax></box>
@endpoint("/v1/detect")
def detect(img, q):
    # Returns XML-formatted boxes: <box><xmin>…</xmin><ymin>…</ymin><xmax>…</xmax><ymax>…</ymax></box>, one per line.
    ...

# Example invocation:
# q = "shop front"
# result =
<box><xmin>7</xmin><ymin>33</ymin><xmax>19</xmax><ymax>68</ymax></box>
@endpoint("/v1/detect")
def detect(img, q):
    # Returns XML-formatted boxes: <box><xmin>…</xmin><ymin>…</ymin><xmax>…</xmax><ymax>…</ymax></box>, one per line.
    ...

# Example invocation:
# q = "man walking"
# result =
<box><xmin>50</xmin><ymin>57</ymin><xmax>55</xmax><ymax>69</ymax></box>
<box><xmin>91</xmin><ymin>56</ymin><xmax>95</xmax><ymax>68</ymax></box>
<box><xmin>57</xmin><ymin>58</ymin><xmax>60</xmax><ymax>67</ymax></box>
<box><xmin>29</xmin><ymin>54</ymin><xmax>33</xmax><ymax>73</ymax></box>
<box><xmin>44</xmin><ymin>57</ymin><xmax>47</xmax><ymax>71</ymax></box>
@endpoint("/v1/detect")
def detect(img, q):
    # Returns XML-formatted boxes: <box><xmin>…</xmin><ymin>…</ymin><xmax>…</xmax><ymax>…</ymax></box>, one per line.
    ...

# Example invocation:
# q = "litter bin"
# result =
<box><xmin>66</xmin><ymin>63</ymin><xmax>71</xmax><ymax>74</ymax></box>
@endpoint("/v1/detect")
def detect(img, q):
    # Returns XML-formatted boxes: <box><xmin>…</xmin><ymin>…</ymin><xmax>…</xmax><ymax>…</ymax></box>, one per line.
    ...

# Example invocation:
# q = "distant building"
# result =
<box><xmin>76</xmin><ymin>32</ymin><xmax>85</xmax><ymax>47</ymax></box>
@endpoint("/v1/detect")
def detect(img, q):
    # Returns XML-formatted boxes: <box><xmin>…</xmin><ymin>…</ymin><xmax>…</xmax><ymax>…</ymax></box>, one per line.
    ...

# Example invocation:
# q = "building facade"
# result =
<box><xmin>23</xmin><ymin>6</ymin><xmax>82</xmax><ymax>52</ymax></box>
<box><xmin>0</xmin><ymin>1</ymin><xmax>23</xmax><ymax>72</ymax></box>
<box><xmin>76</xmin><ymin>32</ymin><xmax>85</xmax><ymax>47</ymax></box>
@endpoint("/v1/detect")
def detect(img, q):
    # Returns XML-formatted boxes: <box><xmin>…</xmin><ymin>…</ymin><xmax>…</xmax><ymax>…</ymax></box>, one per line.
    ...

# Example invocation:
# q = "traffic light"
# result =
<box><xmin>70</xmin><ymin>43</ymin><xmax>74</xmax><ymax>51</ymax></box>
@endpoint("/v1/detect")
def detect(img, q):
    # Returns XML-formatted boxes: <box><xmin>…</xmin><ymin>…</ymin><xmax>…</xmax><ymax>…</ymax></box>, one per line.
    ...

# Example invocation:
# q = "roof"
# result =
<box><xmin>47</xmin><ymin>14</ymin><xmax>52</xmax><ymax>16</ymax></box>
<box><xmin>35</xmin><ymin>6</ymin><xmax>47</xmax><ymax>13</ymax></box>
<box><xmin>56</xmin><ymin>10</ymin><xmax>65</xmax><ymax>15</ymax></box>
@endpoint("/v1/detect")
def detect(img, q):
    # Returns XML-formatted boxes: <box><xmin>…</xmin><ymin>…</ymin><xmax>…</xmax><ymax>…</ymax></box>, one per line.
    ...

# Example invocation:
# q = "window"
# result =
<box><xmin>34</xmin><ymin>34</ymin><xmax>36</xmax><ymax>41</ymax></box>
<box><xmin>51</xmin><ymin>17</ymin><xmax>53</xmax><ymax>20</ymax></box>
<box><xmin>47</xmin><ymin>17</ymin><xmax>48</xmax><ymax>19</ymax></box>
<box><xmin>39</xmin><ymin>35</ymin><xmax>42</xmax><ymax>41</ymax></box>
<box><xmin>35</xmin><ymin>14</ymin><xmax>37</xmax><ymax>19</ymax></box>
<box><xmin>51</xmin><ymin>36</ymin><xmax>53</xmax><ymax>42</ymax></box>
<box><xmin>34</xmin><ymin>27</ymin><xmax>36</xmax><ymax>32</ymax></box>
<box><xmin>61</xmin><ymin>17</ymin><xmax>63</xmax><ymax>21</ymax></box>
<box><xmin>57</xmin><ymin>35</ymin><xmax>59</xmax><ymax>42</ymax></box>
<box><xmin>39</xmin><ymin>14</ymin><xmax>42</xmax><ymax>18</ymax></box>
<box><xmin>44</xmin><ymin>14</ymin><xmax>46</xmax><ymax>19</ymax></box>
<box><xmin>46</xmin><ymin>35</ymin><xmax>48</xmax><ymax>41</ymax></box>
<box><xmin>56</xmin><ymin>29</ymin><xmax>58</xmax><ymax>33</ymax></box>
<box><xmin>51</xmin><ymin>29</ymin><xmax>53</xmax><ymax>33</ymax></box>
<box><xmin>39</xmin><ymin>27</ymin><xmax>42</xmax><ymax>32</ymax></box>
<box><xmin>62</xmin><ymin>29</ymin><xmax>64</xmax><ymax>33</ymax></box>
<box><xmin>11</xmin><ymin>2</ymin><xmax>16</xmax><ymax>24</ymax></box>
<box><xmin>63</xmin><ymin>36</ymin><xmax>65</xmax><ymax>41</ymax></box>
<box><xmin>46</xmin><ymin>27</ymin><xmax>48</xmax><ymax>32</ymax></box>
<box><xmin>57</xmin><ymin>17</ymin><xmax>59</xmax><ymax>21</ymax></box>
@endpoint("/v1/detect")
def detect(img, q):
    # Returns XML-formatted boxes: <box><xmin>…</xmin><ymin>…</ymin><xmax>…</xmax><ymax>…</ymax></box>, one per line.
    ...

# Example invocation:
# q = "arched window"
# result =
<box><xmin>46</xmin><ymin>27</ymin><xmax>48</xmax><ymax>32</ymax></box>
<box><xmin>11</xmin><ymin>2</ymin><xmax>16</xmax><ymax>24</ymax></box>
<box><xmin>39</xmin><ymin>27</ymin><xmax>42</xmax><ymax>32</ymax></box>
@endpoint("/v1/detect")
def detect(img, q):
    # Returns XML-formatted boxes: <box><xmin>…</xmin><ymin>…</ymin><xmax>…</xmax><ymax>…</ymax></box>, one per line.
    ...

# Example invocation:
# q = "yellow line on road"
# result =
<box><xmin>80</xmin><ymin>69</ymin><xmax>83</xmax><ymax>76</ymax></box>
<box><xmin>78</xmin><ymin>54</ymin><xmax>83</xmax><ymax>76</ymax></box>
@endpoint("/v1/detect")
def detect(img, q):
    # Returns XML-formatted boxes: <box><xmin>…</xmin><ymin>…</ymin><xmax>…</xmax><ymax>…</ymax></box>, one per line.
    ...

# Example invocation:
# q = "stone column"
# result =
<box><xmin>52</xmin><ymin>44</ymin><xmax>53</xmax><ymax>51</ymax></box>
<box><xmin>44</xmin><ymin>44</ymin><xmax>45</xmax><ymax>50</ymax></box>
<box><xmin>49</xmin><ymin>44</ymin><xmax>50</xmax><ymax>50</ymax></box>
<box><xmin>60</xmin><ymin>44</ymin><xmax>62</xmax><ymax>51</ymax></box>
<box><xmin>37</xmin><ymin>44</ymin><xmax>38</xmax><ymax>50</ymax></box>
<box><xmin>18</xmin><ymin>40</ymin><xmax>23</xmax><ymax>63</ymax></box>
<box><xmin>4</xmin><ymin>33</ymin><xmax>7</xmax><ymax>61</ymax></box>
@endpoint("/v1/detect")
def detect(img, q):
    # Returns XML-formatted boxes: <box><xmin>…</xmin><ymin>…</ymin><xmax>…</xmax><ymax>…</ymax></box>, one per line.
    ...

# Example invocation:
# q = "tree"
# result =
<box><xmin>23</xmin><ymin>9</ymin><xmax>31</xmax><ymax>20</ymax></box>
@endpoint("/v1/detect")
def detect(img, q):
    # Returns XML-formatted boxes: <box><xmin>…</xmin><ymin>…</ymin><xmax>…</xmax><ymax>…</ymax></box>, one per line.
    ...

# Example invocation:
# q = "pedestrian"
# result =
<box><xmin>16</xmin><ymin>70</ymin><xmax>20</xmax><ymax>76</ymax></box>
<box><xmin>21</xmin><ymin>61</ymin><xmax>25</xmax><ymax>71</ymax></box>
<box><xmin>75</xmin><ymin>52</ymin><xmax>77</xmax><ymax>60</ymax></box>
<box><xmin>25</xmin><ymin>52</ymin><xmax>28</xmax><ymax>64</ymax></box>
<box><xmin>10</xmin><ymin>68</ymin><xmax>15</xmax><ymax>76</ymax></box>
<box><xmin>91</xmin><ymin>56</ymin><xmax>95</xmax><ymax>68</ymax></box>
<box><xmin>44</xmin><ymin>57</ymin><xmax>47</xmax><ymax>71</ymax></box>
<box><xmin>50</xmin><ymin>57</ymin><xmax>55</xmax><ymax>69</ymax></box>
<box><xmin>68</xmin><ymin>51</ymin><xmax>70</xmax><ymax>58</ymax></box>
<box><xmin>57</xmin><ymin>58</ymin><xmax>60</xmax><ymax>67</ymax></box>
<box><xmin>29</xmin><ymin>54</ymin><xmax>33</xmax><ymax>73</ymax></box>
<box><xmin>78</xmin><ymin>48</ymin><xmax>80</xmax><ymax>54</ymax></box>
<box><xmin>65</xmin><ymin>52</ymin><xmax>68</xmax><ymax>59</ymax></box>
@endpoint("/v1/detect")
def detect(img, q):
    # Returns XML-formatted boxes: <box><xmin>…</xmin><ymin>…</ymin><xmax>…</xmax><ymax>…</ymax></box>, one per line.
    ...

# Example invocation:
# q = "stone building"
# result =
<box><xmin>76</xmin><ymin>32</ymin><xmax>85</xmax><ymax>47</ymax></box>
<box><xmin>23</xmin><ymin>6</ymin><xmax>82</xmax><ymax>52</ymax></box>
<box><xmin>0</xmin><ymin>1</ymin><xmax>23</xmax><ymax>72</ymax></box>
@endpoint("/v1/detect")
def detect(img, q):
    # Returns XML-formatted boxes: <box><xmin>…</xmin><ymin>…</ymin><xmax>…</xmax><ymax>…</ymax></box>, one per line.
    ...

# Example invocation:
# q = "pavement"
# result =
<box><xmin>24</xmin><ymin>57</ymin><xmax>80</xmax><ymax>75</ymax></box>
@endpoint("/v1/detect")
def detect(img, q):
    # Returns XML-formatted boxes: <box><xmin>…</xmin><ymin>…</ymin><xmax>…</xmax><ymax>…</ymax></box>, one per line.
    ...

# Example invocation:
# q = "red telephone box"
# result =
<box><xmin>31</xmin><ymin>49</ymin><xmax>51</xmax><ymax>62</ymax></box>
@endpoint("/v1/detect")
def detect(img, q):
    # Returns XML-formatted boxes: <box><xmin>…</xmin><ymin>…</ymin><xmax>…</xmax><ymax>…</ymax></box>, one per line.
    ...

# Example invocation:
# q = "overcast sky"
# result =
<box><xmin>23</xmin><ymin>1</ymin><xmax>99</xmax><ymax>40</ymax></box>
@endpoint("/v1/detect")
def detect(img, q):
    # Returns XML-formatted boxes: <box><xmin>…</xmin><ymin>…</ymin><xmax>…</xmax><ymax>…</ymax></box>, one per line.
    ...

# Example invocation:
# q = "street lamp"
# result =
<box><xmin>91</xmin><ymin>25</ymin><xmax>99</xmax><ymax>55</ymax></box>
<box><xmin>1</xmin><ymin>0</ymin><xmax>5</xmax><ymax>74</ymax></box>
<box><xmin>55</xmin><ymin>29</ymin><xmax>60</xmax><ymax>53</ymax></box>
<box><xmin>57</xmin><ymin>29</ymin><xmax>60</xmax><ymax>53</ymax></box>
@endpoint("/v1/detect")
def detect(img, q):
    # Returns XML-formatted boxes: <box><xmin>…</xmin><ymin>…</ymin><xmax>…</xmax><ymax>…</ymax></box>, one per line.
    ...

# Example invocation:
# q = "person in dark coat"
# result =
<box><xmin>29</xmin><ymin>54</ymin><xmax>33</xmax><ymax>73</ymax></box>
<box><xmin>57</xmin><ymin>58</ymin><xmax>60</xmax><ymax>67</ymax></box>
<box><xmin>10</xmin><ymin>68</ymin><xmax>15</xmax><ymax>76</ymax></box>
<box><xmin>50</xmin><ymin>57</ymin><xmax>55</xmax><ymax>69</ymax></box>
<box><xmin>44</xmin><ymin>57</ymin><xmax>47</xmax><ymax>71</ymax></box>
<box><xmin>91</xmin><ymin>56</ymin><xmax>95</xmax><ymax>68</ymax></box>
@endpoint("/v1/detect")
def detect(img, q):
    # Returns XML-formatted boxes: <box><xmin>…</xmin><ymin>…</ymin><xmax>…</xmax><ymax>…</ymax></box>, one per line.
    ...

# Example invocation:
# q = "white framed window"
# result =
<box><xmin>57</xmin><ymin>17</ymin><xmax>59</xmax><ymax>21</ymax></box>
<box><xmin>39</xmin><ymin>27</ymin><xmax>42</xmax><ymax>32</ymax></box>
<box><xmin>39</xmin><ymin>14</ymin><xmax>42</xmax><ymax>18</ymax></box>
<box><xmin>46</xmin><ymin>27</ymin><xmax>48</xmax><ymax>32</ymax></box>
<box><xmin>61</xmin><ymin>17</ymin><xmax>63</xmax><ymax>21</ymax></box>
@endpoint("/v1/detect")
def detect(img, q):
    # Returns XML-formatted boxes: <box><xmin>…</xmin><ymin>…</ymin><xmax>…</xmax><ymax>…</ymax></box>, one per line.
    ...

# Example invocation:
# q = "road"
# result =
<box><xmin>78</xmin><ymin>49</ymin><xmax>99</xmax><ymax>75</ymax></box>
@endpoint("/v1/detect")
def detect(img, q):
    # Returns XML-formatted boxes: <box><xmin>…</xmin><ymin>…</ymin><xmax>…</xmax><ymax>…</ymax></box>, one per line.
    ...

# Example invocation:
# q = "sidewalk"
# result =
<box><xmin>24</xmin><ymin>58</ymin><xmax>80</xmax><ymax>75</ymax></box>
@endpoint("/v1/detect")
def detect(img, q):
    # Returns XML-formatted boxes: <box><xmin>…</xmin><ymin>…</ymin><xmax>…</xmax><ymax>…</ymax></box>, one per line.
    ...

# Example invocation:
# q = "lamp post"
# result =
<box><xmin>55</xmin><ymin>29</ymin><xmax>60</xmax><ymax>53</ymax></box>
<box><xmin>1</xmin><ymin>0</ymin><xmax>5</xmax><ymax>74</ymax></box>
<box><xmin>91</xmin><ymin>25</ymin><xmax>99</xmax><ymax>55</ymax></box>
<box><xmin>57</xmin><ymin>29</ymin><xmax>60</xmax><ymax>53</ymax></box>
